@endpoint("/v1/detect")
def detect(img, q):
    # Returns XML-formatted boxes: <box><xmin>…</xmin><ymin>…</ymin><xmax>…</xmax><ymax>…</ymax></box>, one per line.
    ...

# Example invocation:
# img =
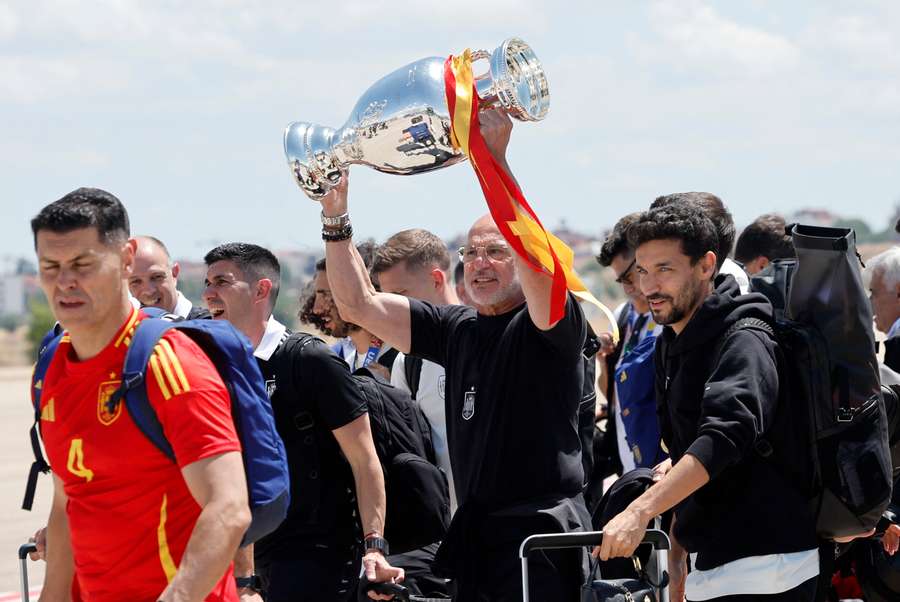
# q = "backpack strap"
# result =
<box><xmin>110</xmin><ymin>317</ymin><xmax>181</xmax><ymax>462</ymax></box>
<box><xmin>403</xmin><ymin>355</ymin><xmax>424</xmax><ymax>400</ymax></box>
<box><xmin>272</xmin><ymin>332</ymin><xmax>318</xmax><ymax>430</ymax></box>
<box><xmin>714</xmin><ymin>317</ymin><xmax>778</xmax><ymax>458</ymax></box>
<box><xmin>377</xmin><ymin>347</ymin><xmax>399</xmax><ymax>372</ymax></box>
<box><xmin>23</xmin><ymin>331</ymin><xmax>63</xmax><ymax>511</ymax></box>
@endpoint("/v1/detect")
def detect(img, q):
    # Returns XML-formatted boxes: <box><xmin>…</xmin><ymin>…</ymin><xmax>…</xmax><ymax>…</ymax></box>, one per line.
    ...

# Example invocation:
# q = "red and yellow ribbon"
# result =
<box><xmin>445</xmin><ymin>50</ymin><xmax>618</xmax><ymax>341</ymax></box>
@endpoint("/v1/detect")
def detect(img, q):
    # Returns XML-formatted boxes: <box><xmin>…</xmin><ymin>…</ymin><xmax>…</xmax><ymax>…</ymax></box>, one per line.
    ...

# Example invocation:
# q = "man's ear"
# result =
<box><xmin>171</xmin><ymin>262</ymin><xmax>180</xmax><ymax>280</ymax></box>
<box><xmin>256</xmin><ymin>278</ymin><xmax>273</xmax><ymax>303</ymax></box>
<box><xmin>122</xmin><ymin>238</ymin><xmax>137</xmax><ymax>276</ymax></box>
<box><xmin>700</xmin><ymin>251</ymin><xmax>717</xmax><ymax>280</ymax></box>
<box><xmin>431</xmin><ymin>267</ymin><xmax>446</xmax><ymax>290</ymax></box>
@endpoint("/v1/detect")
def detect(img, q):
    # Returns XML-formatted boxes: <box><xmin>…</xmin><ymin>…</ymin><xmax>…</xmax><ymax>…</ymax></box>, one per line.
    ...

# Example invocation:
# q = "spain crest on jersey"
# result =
<box><xmin>97</xmin><ymin>380</ymin><xmax>123</xmax><ymax>426</ymax></box>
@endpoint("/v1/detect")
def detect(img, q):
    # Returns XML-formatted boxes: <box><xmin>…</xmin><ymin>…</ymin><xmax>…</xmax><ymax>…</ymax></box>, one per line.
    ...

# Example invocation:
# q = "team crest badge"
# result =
<box><xmin>265</xmin><ymin>379</ymin><xmax>277</xmax><ymax>399</ymax></box>
<box><xmin>438</xmin><ymin>375</ymin><xmax>446</xmax><ymax>400</ymax></box>
<box><xmin>462</xmin><ymin>387</ymin><xmax>475</xmax><ymax>421</ymax></box>
<box><xmin>97</xmin><ymin>380</ymin><xmax>123</xmax><ymax>426</ymax></box>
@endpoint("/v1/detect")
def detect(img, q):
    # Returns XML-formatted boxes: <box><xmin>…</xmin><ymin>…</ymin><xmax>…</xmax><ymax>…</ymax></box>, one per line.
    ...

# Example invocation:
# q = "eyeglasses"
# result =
<box><xmin>458</xmin><ymin>244</ymin><xmax>512</xmax><ymax>264</ymax></box>
<box><xmin>615</xmin><ymin>258</ymin><xmax>636</xmax><ymax>285</ymax></box>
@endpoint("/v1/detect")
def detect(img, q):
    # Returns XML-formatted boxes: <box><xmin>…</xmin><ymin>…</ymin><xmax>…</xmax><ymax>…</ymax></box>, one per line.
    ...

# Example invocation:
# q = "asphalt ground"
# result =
<box><xmin>0</xmin><ymin>366</ymin><xmax>48</xmax><ymax>596</ymax></box>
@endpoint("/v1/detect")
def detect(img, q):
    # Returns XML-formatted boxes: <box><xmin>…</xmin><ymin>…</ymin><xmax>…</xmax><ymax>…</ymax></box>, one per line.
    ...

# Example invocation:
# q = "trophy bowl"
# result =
<box><xmin>284</xmin><ymin>37</ymin><xmax>549</xmax><ymax>200</ymax></box>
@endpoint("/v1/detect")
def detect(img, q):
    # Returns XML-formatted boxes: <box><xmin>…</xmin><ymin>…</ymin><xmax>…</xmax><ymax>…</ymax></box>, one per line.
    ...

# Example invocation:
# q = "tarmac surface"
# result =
<box><xmin>1</xmin><ymin>367</ymin><xmax>48</xmax><ymax>597</ymax></box>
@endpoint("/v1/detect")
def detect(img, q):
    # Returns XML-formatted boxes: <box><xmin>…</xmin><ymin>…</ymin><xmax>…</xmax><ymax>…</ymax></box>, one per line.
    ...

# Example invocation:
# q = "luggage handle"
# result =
<box><xmin>18</xmin><ymin>543</ymin><xmax>36</xmax><ymax>560</ymax></box>
<box><xmin>519</xmin><ymin>530</ymin><xmax>670</xmax><ymax>602</ymax></box>
<box><xmin>19</xmin><ymin>543</ymin><xmax>37</xmax><ymax>602</ymax></box>
<box><xmin>518</xmin><ymin>528</ymin><xmax>670</xmax><ymax>558</ymax></box>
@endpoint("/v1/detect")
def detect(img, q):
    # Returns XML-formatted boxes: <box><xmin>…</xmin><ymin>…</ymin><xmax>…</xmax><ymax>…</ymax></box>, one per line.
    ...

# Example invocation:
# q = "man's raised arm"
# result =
<box><xmin>319</xmin><ymin>177</ymin><xmax>413</xmax><ymax>353</ymax></box>
<box><xmin>479</xmin><ymin>108</ymin><xmax>559</xmax><ymax>331</ymax></box>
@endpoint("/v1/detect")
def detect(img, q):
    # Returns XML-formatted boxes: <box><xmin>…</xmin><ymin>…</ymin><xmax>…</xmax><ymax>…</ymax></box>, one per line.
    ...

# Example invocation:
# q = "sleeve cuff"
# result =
<box><xmin>685</xmin><ymin>432</ymin><xmax>740</xmax><ymax>480</ymax></box>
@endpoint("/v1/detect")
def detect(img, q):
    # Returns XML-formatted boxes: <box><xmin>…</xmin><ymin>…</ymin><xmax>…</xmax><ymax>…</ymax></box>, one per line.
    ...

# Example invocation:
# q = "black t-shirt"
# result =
<box><xmin>408</xmin><ymin>295</ymin><xmax>587</xmax><ymax>509</ymax></box>
<box><xmin>254</xmin><ymin>333</ymin><xmax>368</xmax><ymax>562</ymax></box>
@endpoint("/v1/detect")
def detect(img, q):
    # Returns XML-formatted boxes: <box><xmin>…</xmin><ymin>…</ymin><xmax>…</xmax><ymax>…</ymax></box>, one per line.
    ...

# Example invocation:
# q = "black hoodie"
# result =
<box><xmin>655</xmin><ymin>274</ymin><xmax>817</xmax><ymax>570</ymax></box>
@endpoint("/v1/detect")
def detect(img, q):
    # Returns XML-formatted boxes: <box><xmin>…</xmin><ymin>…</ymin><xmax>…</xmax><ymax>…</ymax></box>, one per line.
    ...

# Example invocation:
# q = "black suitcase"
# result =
<box><xmin>518</xmin><ymin>529</ymin><xmax>670</xmax><ymax>602</ymax></box>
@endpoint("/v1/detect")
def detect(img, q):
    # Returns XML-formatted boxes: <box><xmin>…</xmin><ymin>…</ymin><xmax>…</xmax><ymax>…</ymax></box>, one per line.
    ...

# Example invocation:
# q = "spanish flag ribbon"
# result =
<box><xmin>445</xmin><ymin>50</ymin><xmax>618</xmax><ymax>342</ymax></box>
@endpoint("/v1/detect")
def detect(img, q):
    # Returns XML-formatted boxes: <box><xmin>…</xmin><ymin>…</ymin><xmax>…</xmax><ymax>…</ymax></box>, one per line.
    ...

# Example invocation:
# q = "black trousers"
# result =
<box><xmin>257</xmin><ymin>541</ymin><xmax>361</xmax><ymax>602</ymax></box>
<box><xmin>689</xmin><ymin>575</ymin><xmax>818</xmax><ymax>602</ymax></box>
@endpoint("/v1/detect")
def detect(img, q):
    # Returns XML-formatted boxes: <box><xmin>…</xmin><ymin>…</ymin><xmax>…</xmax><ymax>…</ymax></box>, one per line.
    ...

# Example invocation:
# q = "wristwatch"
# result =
<box><xmin>364</xmin><ymin>535</ymin><xmax>390</xmax><ymax>556</ymax></box>
<box><xmin>235</xmin><ymin>575</ymin><xmax>263</xmax><ymax>593</ymax></box>
<box><xmin>321</xmin><ymin>211</ymin><xmax>350</xmax><ymax>228</ymax></box>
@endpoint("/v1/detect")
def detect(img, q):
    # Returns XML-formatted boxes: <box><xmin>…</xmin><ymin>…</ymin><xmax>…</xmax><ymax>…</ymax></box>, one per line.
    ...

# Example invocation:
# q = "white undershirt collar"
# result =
<box><xmin>253</xmin><ymin>316</ymin><xmax>287</xmax><ymax>361</ymax></box>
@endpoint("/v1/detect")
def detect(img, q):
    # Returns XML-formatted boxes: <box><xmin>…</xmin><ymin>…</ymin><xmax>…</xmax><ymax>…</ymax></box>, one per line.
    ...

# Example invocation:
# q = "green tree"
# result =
<box><xmin>27</xmin><ymin>298</ymin><xmax>56</xmax><ymax>360</ymax></box>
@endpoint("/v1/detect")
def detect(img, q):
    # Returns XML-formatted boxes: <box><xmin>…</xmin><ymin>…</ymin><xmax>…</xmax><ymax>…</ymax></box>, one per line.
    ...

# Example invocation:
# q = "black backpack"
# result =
<box><xmin>723</xmin><ymin>224</ymin><xmax>892</xmax><ymax>540</ymax></box>
<box><xmin>277</xmin><ymin>333</ymin><xmax>449</xmax><ymax>554</ymax></box>
<box><xmin>351</xmin><ymin>366</ymin><xmax>450</xmax><ymax>553</ymax></box>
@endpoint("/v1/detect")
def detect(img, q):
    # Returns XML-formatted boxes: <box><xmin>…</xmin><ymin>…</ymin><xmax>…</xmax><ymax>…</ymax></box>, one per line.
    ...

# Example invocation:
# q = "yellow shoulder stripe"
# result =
<box><xmin>158</xmin><ymin>339</ymin><xmax>190</xmax><ymax>393</ymax></box>
<box><xmin>149</xmin><ymin>342</ymin><xmax>190</xmax><ymax>400</ymax></box>
<box><xmin>149</xmin><ymin>354</ymin><xmax>172</xmax><ymax>401</ymax></box>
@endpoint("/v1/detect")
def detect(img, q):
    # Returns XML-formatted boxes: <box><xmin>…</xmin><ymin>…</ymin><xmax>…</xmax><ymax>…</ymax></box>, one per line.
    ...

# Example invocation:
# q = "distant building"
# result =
<box><xmin>788</xmin><ymin>208</ymin><xmax>840</xmax><ymax>227</ymax></box>
<box><xmin>0</xmin><ymin>274</ymin><xmax>26</xmax><ymax>316</ymax></box>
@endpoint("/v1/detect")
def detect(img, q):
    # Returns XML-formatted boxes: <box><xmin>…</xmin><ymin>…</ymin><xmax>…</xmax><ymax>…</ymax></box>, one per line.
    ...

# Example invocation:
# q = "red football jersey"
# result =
<box><xmin>36</xmin><ymin>308</ymin><xmax>242</xmax><ymax>601</ymax></box>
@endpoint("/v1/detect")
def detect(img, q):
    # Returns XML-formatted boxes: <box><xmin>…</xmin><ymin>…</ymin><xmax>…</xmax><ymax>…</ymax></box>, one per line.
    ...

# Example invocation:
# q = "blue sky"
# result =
<box><xmin>2</xmin><ymin>0</ymin><xmax>899</xmax><ymax>263</ymax></box>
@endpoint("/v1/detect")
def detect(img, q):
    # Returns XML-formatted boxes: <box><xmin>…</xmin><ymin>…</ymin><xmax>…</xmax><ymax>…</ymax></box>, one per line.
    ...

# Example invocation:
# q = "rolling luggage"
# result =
<box><xmin>519</xmin><ymin>529</ymin><xmax>670</xmax><ymax>602</ymax></box>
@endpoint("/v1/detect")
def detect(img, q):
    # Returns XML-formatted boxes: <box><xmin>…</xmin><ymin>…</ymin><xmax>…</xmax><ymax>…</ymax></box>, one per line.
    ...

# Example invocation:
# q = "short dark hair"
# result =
<box><xmin>31</xmin><ymin>187</ymin><xmax>129</xmax><ymax>248</ymax></box>
<box><xmin>372</xmin><ymin>229</ymin><xmax>451</xmax><ymax>276</ymax></box>
<box><xmin>597</xmin><ymin>212</ymin><xmax>641</xmax><ymax>267</ymax></box>
<box><xmin>628</xmin><ymin>203</ymin><xmax>719</xmax><ymax>267</ymax></box>
<box><xmin>651</xmin><ymin>192</ymin><xmax>734</xmax><ymax>269</ymax></box>
<box><xmin>204</xmin><ymin>242</ymin><xmax>281</xmax><ymax>307</ymax></box>
<box><xmin>734</xmin><ymin>214</ymin><xmax>794</xmax><ymax>264</ymax></box>
<box><xmin>454</xmin><ymin>260</ymin><xmax>464</xmax><ymax>285</ymax></box>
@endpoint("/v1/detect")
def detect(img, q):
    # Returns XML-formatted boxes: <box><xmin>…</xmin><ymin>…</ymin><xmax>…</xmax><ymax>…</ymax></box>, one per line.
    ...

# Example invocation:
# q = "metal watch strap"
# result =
<box><xmin>321</xmin><ymin>211</ymin><xmax>350</xmax><ymax>228</ymax></box>
<box><xmin>364</xmin><ymin>535</ymin><xmax>390</xmax><ymax>556</ymax></box>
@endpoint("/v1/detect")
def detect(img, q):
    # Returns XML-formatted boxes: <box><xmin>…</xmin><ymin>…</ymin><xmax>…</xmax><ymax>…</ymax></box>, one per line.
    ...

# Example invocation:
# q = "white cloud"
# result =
<box><xmin>0</xmin><ymin>2</ymin><xmax>18</xmax><ymax>38</ymax></box>
<box><xmin>646</xmin><ymin>0</ymin><xmax>800</xmax><ymax>76</ymax></box>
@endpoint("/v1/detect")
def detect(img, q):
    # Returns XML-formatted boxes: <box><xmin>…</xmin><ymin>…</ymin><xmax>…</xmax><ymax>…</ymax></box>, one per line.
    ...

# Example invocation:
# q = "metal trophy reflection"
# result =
<box><xmin>283</xmin><ymin>37</ymin><xmax>550</xmax><ymax>200</ymax></box>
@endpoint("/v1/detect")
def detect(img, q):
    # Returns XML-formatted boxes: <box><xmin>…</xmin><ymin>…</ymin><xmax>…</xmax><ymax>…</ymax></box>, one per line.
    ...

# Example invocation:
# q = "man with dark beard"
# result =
<box><xmin>314</xmin><ymin>108</ymin><xmax>591</xmax><ymax>601</ymax></box>
<box><xmin>304</xmin><ymin>245</ymin><xmax>397</xmax><ymax>380</ymax></box>
<box><xmin>596</xmin><ymin>201</ymin><xmax>818</xmax><ymax>602</ymax></box>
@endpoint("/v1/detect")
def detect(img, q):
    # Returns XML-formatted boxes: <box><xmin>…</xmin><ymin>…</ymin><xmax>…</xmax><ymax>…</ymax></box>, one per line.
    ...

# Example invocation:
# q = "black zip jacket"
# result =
<box><xmin>656</xmin><ymin>275</ymin><xmax>817</xmax><ymax>570</ymax></box>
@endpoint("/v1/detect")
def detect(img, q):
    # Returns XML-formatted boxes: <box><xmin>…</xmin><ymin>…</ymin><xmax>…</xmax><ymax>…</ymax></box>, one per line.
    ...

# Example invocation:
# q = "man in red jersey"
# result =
<box><xmin>31</xmin><ymin>188</ymin><xmax>250</xmax><ymax>602</ymax></box>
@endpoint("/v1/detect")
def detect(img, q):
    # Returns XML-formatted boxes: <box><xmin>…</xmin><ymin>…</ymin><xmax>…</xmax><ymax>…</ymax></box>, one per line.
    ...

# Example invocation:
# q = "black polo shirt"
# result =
<box><xmin>408</xmin><ymin>294</ymin><xmax>587</xmax><ymax>509</ymax></box>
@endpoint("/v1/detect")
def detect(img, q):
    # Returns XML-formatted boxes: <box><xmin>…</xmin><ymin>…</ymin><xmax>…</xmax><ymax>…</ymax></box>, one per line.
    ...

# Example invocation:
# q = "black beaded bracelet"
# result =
<box><xmin>322</xmin><ymin>224</ymin><xmax>353</xmax><ymax>242</ymax></box>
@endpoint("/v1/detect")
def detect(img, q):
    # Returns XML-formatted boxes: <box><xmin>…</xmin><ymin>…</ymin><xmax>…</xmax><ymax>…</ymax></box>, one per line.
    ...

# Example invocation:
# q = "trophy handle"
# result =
<box><xmin>471</xmin><ymin>49</ymin><xmax>499</xmax><ymax>107</ymax></box>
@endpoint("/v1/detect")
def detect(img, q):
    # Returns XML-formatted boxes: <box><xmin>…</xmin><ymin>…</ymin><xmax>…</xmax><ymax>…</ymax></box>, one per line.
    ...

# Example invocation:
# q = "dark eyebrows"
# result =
<box><xmin>39</xmin><ymin>251</ymin><xmax>93</xmax><ymax>265</ymax></box>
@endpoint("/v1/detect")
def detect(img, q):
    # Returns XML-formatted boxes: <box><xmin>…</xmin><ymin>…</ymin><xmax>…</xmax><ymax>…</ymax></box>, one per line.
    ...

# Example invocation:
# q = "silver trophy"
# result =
<box><xmin>284</xmin><ymin>37</ymin><xmax>549</xmax><ymax>200</ymax></box>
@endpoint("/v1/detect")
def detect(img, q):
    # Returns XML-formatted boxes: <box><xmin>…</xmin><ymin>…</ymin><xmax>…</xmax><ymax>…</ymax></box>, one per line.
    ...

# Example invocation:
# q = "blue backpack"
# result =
<box><xmin>24</xmin><ymin>310</ymin><xmax>290</xmax><ymax>546</ymax></box>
